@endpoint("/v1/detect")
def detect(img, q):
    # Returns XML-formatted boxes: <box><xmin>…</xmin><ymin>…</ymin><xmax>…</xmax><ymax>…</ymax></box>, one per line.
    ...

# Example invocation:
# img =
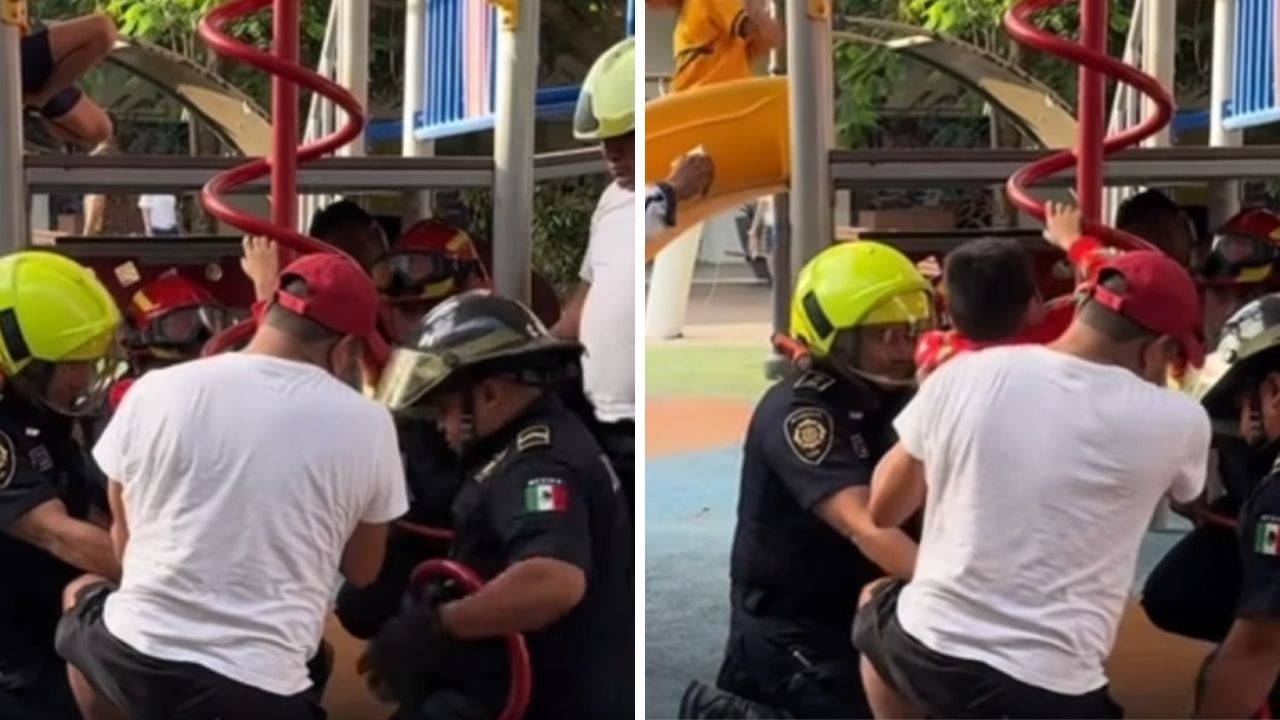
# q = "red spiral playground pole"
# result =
<box><xmin>1004</xmin><ymin>0</ymin><xmax>1175</xmax><ymax>250</ymax></box>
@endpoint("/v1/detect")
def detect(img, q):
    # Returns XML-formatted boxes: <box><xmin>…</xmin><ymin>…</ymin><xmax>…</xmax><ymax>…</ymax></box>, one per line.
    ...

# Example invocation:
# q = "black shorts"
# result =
<box><xmin>56</xmin><ymin>582</ymin><xmax>325</xmax><ymax>720</ymax></box>
<box><xmin>853</xmin><ymin>579</ymin><xmax>1123</xmax><ymax>720</ymax></box>
<box><xmin>19</xmin><ymin>26</ymin><xmax>82</xmax><ymax>118</ymax></box>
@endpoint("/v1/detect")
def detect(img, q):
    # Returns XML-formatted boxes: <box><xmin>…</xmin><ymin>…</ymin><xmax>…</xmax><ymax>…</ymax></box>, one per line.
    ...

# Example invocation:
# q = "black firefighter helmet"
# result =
<box><xmin>375</xmin><ymin>290</ymin><xmax>583</xmax><ymax>415</ymax></box>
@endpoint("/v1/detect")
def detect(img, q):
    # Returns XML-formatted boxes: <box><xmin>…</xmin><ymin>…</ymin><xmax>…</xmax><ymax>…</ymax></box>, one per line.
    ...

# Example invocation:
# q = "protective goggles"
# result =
<box><xmin>372</xmin><ymin>251</ymin><xmax>483</xmax><ymax>300</ymax></box>
<box><xmin>1202</xmin><ymin>234</ymin><xmax>1279</xmax><ymax>281</ymax></box>
<box><xmin>132</xmin><ymin>305</ymin><xmax>235</xmax><ymax>349</ymax></box>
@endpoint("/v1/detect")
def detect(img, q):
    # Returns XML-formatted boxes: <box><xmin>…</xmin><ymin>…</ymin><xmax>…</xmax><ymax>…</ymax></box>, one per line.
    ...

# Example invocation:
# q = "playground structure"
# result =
<box><xmin>644</xmin><ymin>0</ymin><xmax>1280</xmax><ymax>341</ymax></box>
<box><xmin>0</xmin><ymin>0</ymin><xmax>632</xmax><ymax>717</ymax></box>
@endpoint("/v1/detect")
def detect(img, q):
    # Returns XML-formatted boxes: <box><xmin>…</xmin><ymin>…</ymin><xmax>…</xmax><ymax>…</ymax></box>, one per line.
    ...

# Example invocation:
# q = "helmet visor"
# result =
<box><xmin>860</xmin><ymin>290</ymin><xmax>935</xmax><ymax>331</ymax></box>
<box><xmin>374</xmin><ymin>347</ymin><xmax>452</xmax><ymax>413</ymax></box>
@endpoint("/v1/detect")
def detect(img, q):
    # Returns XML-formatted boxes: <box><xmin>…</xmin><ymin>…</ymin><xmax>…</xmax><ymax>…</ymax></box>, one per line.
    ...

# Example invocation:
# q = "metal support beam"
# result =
<box><xmin>0</xmin><ymin>11</ymin><xmax>27</xmax><ymax>251</ymax></box>
<box><xmin>401</xmin><ymin>0</ymin><xmax>434</xmax><ymax>221</ymax></box>
<box><xmin>1143</xmin><ymin>0</ymin><xmax>1175</xmax><ymax>148</ymax></box>
<box><xmin>24</xmin><ymin>151</ymin><xmax>605</xmax><ymax>193</ymax></box>
<box><xmin>1209</xmin><ymin>0</ymin><xmax>1241</xmax><ymax>227</ymax></box>
<box><xmin>829</xmin><ymin>147</ymin><xmax>1280</xmax><ymax>187</ymax></box>
<box><xmin>336</xmin><ymin>0</ymin><xmax>369</xmax><ymax>157</ymax></box>
<box><xmin>786</xmin><ymin>0</ymin><xmax>831</xmax><ymax>276</ymax></box>
<box><xmin>766</xmin><ymin>0</ymin><xmax>791</xmax><ymax>380</ymax></box>
<box><xmin>491</xmin><ymin>0</ymin><xmax>540</xmax><ymax>305</ymax></box>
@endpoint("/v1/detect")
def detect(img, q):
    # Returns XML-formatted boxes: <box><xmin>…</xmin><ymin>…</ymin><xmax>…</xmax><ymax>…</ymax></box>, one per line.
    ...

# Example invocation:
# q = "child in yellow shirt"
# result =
<box><xmin>653</xmin><ymin>0</ymin><xmax>779</xmax><ymax>92</ymax></box>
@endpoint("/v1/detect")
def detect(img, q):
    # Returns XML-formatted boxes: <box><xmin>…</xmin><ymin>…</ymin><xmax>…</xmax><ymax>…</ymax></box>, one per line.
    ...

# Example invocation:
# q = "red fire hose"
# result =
<box><xmin>412</xmin><ymin>559</ymin><xmax>534</xmax><ymax>720</ymax></box>
<box><xmin>1003</xmin><ymin>0</ymin><xmax>1175</xmax><ymax>252</ymax></box>
<box><xmin>195</xmin><ymin>3</ymin><xmax>529</xmax><ymax>717</ymax></box>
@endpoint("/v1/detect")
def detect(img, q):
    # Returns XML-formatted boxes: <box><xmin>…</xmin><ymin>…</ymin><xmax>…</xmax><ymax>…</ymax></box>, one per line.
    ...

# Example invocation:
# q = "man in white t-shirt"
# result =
<box><xmin>853</xmin><ymin>251</ymin><xmax>1212</xmax><ymax>719</ymax></box>
<box><xmin>137</xmin><ymin>194</ymin><xmax>178</xmax><ymax>236</ymax></box>
<box><xmin>55</xmin><ymin>253</ymin><xmax>408</xmax><ymax>720</ymax></box>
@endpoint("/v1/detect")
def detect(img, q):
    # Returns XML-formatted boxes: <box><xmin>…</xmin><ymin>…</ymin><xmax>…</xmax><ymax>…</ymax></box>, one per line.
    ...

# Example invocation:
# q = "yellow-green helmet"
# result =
<box><xmin>0</xmin><ymin>251</ymin><xmax>123</xmax><ymax>414</ymax></box>
<box><xmin>791</xmin><ymin>241</ymin><xmax>933</xmax><ymax>358</ymax></box>
<box><xmin>574</xmin><ymin>38</ymin><xmax>635</xmax><ymax>142</ymax></box>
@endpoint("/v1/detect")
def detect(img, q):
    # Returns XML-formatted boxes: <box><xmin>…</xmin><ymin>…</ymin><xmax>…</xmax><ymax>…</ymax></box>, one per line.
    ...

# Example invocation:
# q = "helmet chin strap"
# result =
<box><xmin>848</xmin><ymin>366</ymin><xmax>917</xmax><ymax>390</ymax></box>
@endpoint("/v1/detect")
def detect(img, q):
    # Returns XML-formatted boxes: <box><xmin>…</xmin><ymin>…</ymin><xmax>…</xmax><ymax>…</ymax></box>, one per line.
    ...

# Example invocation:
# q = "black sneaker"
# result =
<box><xmin>677</xmin><ymin>680</ymin><xmax>793</xmax><ymax>719</ymax></box>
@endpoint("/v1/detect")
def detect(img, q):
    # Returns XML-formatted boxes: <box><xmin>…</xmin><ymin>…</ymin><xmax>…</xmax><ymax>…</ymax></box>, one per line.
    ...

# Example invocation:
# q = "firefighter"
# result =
<box><xmin>0</xmin><ymin>251</ymin><xmax>123</xmax><ymax>720</ymax></box>
<box><xmin>362</xmin><ymin>291</ymin><xmax>632</xmax><ymax>720</ymax></box>
<box><xmin>1191</xmin><ymin>293</ymin><xmax>1280</xmax><ymax>717</ymax></box>
<box><xmin>681</xmin><ymin>241</ymin><xmax>933</xmax><ymax>719</ymax></box>
<box><xmin>122</xmin><ymin>274</ymin><xmax>234</xmax><ymax>373</ymax></box>
<box><xmin>371</xmin><ymin>219</ymin><xmax>494</xmax><ymax>345</ymax></box>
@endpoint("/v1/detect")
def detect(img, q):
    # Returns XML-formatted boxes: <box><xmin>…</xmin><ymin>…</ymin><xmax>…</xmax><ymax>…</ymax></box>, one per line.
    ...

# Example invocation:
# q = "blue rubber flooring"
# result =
<box><xmin>644</xmin><ymin>445</ymin><xmax>1185</xmax><ymax>720</ymax></box>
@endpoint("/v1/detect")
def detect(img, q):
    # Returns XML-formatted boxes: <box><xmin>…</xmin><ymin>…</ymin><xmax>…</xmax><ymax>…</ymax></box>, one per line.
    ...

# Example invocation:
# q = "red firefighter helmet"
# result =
<box><xmin>1201</xmin><ymin>208</ymin><xmax>1280</xmax><ymax>286</ymax></box>
<box><xmin>372</xmin><ymin>220</ymin><xmax>491</xmax><ymax>306</ymax></box>
<box><xmin>126</xmin><ymin>274</ymin><xmax>234</xmax><ymax>359</ymax></box>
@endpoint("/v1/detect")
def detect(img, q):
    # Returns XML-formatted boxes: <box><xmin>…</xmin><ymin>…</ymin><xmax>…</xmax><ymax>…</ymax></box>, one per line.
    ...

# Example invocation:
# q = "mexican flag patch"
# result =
<box><xmin>524</xmin><ymin>478</ymin><xmax>568</xmax><ymax>513</ymax></box>
<box><xmin>1256</xmin><ymin>520</ymin><xmax>1280</xmax><ymax>556</ymax></box>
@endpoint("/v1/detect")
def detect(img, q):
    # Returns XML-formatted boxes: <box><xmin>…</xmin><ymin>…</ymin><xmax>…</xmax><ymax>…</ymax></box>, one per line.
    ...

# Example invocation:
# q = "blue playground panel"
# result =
<box><xmin>412</xmin><ymin>0</ymin><xmax>634</xmax><ymax>141</ymax></box>
<box><xmin>1225</xmin><ymin>0</ymin><xmax>1279</xmax><ymax>130</ymax></box>
<box><xmin>645</xmin><ymin>443</ymin><xmax>1186</xmax><ymax>719</ymax></box>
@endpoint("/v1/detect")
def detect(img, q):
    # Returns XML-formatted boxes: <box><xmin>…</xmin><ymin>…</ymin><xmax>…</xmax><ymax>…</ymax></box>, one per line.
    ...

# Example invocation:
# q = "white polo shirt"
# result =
<box><xmin>93</xmin><ymin>353</ymin><xmax>408</xmax><ymax>695</ymax></box>
<box><xmin>894</xmin><ymin>345</ymin><xmax>1210</xmax><ymax>695</ymax></box>
<box><xmin>580</xmin><ymin>182</ymin><xmax>635</xmax><ymax>423</ymax></box>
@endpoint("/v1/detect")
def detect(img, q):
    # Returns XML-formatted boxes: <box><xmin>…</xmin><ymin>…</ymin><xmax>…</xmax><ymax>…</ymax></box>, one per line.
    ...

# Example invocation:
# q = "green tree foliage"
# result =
<box><xmin>832</xmin><ymin>0</ymin><xmax>1144</xmax><ymax>147</ymax></box>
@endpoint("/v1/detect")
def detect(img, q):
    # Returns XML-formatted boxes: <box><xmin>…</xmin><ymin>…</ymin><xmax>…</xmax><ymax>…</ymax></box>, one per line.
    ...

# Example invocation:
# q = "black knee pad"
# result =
<box><xmin>41</xmin><ymin>87</ymin><xmax>82</xmax><ymax>120</ymax></box>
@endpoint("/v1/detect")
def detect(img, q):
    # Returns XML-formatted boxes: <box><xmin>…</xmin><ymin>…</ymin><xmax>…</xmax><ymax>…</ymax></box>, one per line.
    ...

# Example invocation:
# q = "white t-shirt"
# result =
<box><xmin>93</xmin><ymin>353</ymin><xmax>409</xmax><ymax>696</ymax></box>
<box><xmin>579</xmin><ymin>182</ymin><xmax>635</xmax><ymax>423</ymax></box>
<box><xmin>894</xmin><ymin>345</ymin><xmax>1210</xmax><ymax>695</ymax></box>
<box><xmin>138</xmin><ymin>194</ymin><xmax>177</xmax><ymax>231</ymax></box>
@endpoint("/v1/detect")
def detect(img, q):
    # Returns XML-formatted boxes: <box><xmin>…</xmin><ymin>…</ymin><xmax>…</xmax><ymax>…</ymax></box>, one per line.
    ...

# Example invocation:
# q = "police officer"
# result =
<box><xmin>681</xmin><ymin>241</ymin><xmax>934</xmax><ymax>719</ymax></box>
<box><xmin>1189</xmin><ymin>293</ymin><xmax>1280</xmax><ymax>718</ymax></box>
<box><xmin>363</xmin><ymin>291</ymin><xmax>632</xmax><ymax>720</ymax></box>
<box><xmin>0</xmin><ymin>251</ymin><xmax>124</xmax><ymax>719</ymax></box>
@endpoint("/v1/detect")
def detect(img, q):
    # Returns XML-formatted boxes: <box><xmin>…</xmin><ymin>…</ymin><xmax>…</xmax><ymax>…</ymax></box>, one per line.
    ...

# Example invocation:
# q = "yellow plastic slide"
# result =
<box><xmin>644</xmin><ymin>77</ymin><xmax>790</xmax><ymax>260</ymax></box>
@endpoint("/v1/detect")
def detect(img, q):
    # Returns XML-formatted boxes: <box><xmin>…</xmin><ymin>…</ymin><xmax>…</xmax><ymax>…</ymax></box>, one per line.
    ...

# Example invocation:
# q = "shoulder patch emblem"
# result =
<box><xmin>0</xmin><ymin>431</ymin><xmax>15</xmax><ymax>490</ymax></box>
<box><xmin>1255</xmin><ymin>518</ymin><xmax>1280</xmax><ymax>556</ymax></box>
<box><xmin>516</xmin><ymin>425</ymin><xmax>551</xmax><ymax>452</ymax></box>
<box><xmin>523</xmin><ymin>477</ymin><xmax>569</xmax><ymax>513</ymax></box>
<box><xmin>784</xmin><ymin>407</ymin><xmax>833</xmax><ymax>466</ymax></box>
<box><xmin>793</xmin><ymin>371</ymin><xmax>836</xmax><ymax>393</ymax></box>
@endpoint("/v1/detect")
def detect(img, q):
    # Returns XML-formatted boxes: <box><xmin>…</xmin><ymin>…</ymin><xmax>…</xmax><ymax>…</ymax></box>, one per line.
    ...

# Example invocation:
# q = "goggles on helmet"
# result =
<box><xmin>372</xmin><ymin>251</ymin><xmax>483</xmax><ymax>300</ymax></box>
<box><xmin>131</xmin><ymin>304</ymin><xmax>235</xmax><ymax>350</ymax></box>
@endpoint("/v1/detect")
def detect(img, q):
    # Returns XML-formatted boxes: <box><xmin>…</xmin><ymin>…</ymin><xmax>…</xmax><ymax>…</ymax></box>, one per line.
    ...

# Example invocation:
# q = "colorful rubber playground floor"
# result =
<box><xmin>646</xmin><ymin>335</ymin><xmax>1215</xmax><ymax>720</ymax></box>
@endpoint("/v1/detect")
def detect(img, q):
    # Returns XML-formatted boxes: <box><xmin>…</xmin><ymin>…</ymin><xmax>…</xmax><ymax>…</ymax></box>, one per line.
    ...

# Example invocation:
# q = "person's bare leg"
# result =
<box><xmin>27</xmin><ymin>14</ymin><xmax>117</xmax><ymax>107</ymax></box>
<box><xmin>47</xmin><ymin>96</ymin><xmax>113</xmax><ymax>148</ymax></box>
<box><xmin>61</xmin><ymin>575</ymin><xmax>127</xmax><ymax>720</ymax></box>
<box><xmin>861</xmin><ymin>656</ymin><xmax>922</xmax><ymax>720</ymax></box>
<box><xmin>858</xmin><ymin>579</ymin><xmax>925</xmax><ymax>719</ymax></box>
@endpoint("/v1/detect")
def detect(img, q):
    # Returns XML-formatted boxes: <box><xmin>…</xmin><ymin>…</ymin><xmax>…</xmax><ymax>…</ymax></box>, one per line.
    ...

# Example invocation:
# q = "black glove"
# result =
<box><xmin>363</xmin><ymin>581</ymin><xmax>507</xmax><ymax>707</ymax></box>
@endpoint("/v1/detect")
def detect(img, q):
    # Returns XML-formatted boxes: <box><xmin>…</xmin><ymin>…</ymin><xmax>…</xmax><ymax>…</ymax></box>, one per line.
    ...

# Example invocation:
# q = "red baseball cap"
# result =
<box><xmin>1089</xmin><ymin>250</ymin><xmax>1205</xmax><ymax>368</ymax></box>
<box><xmin>273</xmin><ymin>254</ymin><xmax>379</xmax><ymax>340</ymax></box>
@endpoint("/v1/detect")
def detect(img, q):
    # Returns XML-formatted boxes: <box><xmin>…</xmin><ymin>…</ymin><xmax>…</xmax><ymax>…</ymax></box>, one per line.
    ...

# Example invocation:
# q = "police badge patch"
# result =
<box><xmin>784</xmin><ymin>407</ymin><xmax>833</xmax><ymax>466</ymax></box>
<box><xmin>0</xmin><ymin>431</ymin><xmax>15</xmax><ymax>489</ymax></box>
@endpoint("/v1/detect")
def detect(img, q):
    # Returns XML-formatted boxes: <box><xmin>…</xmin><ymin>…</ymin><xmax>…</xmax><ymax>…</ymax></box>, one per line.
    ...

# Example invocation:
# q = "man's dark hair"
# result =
<box><xmin>263</xmin><ymin>278</ymin><xmax>341</xmax><ymax>344</ymax></box>
<box><xmin>1115</xmin><ymin>189</ymin><xmax>1181</xmax><ymax>234</ymax></box>
<box><xmin>1078</xmin><ymin>273</ymin><xmax>1150</xmax><ymax>344</ymax></box>
<box><xmin>943</xmin><ymin>238</ymin><xmax>1038</xmax><ymax>342</ymax></box>
<box><xmin>308</xmin><ymin>200</ymin><xmax>373</xmax><ymax>240</ymax></box>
